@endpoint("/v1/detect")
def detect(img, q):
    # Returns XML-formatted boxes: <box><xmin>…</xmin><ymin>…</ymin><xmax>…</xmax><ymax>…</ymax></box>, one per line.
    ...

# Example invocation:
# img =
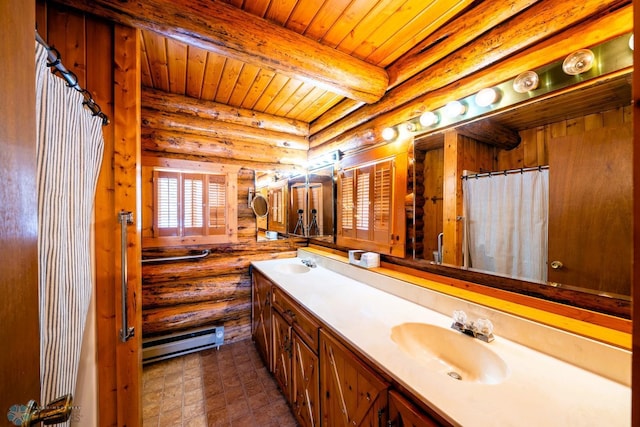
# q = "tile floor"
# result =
<box><xmin>142</xmin><ymin>339</ymin><xmax>298</xmax><ymax>427</ymax></box>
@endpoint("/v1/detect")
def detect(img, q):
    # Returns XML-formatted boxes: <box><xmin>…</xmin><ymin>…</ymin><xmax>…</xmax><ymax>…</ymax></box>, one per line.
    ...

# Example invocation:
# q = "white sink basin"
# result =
<box><xmin>391</xmin><ymin>322</ymin><xmax>509</xmax><ymax>384</ymax></box>
<box><xmin>275</xmin><ymin>263</ymin><xmax>311</xmax><ymax>274</ymax></box>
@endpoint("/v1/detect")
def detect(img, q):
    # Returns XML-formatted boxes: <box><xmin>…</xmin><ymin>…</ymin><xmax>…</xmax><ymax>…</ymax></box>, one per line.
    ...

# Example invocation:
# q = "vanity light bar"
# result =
<box><xmin>402</xmin><ymin>32</ymin><xmax>633</xmax><ymax>136</ymax></box>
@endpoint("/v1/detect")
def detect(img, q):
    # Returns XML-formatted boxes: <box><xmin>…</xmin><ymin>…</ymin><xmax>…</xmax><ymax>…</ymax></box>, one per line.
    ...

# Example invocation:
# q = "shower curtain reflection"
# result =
<box><xmin>463</xmin><ymin>168</ymin><xmax>548</xmax><ymax>283</ymax></box>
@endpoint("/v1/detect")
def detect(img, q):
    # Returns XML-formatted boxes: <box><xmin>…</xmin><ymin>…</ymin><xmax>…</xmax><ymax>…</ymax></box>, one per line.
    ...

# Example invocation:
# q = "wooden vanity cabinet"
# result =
<box><xmin>388</xmin><ymin>390</ymin><xmax>441</xmax><ymax>427</ymax></box>
<box><xmin>252</xmin><ymin>268</ymin><xmax>448</xmax><ymax>427</ymax></box>
<box><xmin>272</xmin><ymin>285</ymin><xmax>321</xmax><ymax>427</ymax></box>
<box><xmin>320</xmin><ymin>329</ymin><xmax>389</xmax><ymax>427</ymax></box>
<box><xmin>251</xmin><ymin>269</ymin><xmax>272</xmax><ymax>370</ymax></box>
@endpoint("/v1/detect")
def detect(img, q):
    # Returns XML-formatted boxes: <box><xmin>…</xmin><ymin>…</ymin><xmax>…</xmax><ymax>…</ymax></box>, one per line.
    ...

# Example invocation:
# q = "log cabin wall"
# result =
<box><xmin>140</xmin><ymin>92</ymin><xmax>308</xmax><ymax>343</ymax></box>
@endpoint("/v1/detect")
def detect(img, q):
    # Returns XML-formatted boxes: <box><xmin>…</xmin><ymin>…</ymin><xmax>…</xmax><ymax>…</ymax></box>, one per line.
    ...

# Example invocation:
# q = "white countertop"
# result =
<box><xmin>251</xmin><ymin>256</ymin><xmax>631</xmax><ymax>427</ymax></box>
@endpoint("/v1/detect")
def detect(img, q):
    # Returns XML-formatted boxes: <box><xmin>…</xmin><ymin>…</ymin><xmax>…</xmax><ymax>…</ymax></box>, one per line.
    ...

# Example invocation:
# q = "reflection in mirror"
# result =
<box><xmin>414</xmin><ymin>72</ymin><xmax>632</xmax><ymax>309</ymax></box>
<box><xmin>307</xmin><ymin>164</ymin><xmax>335</xmax><ymax>243</ymax></box>
<box><xmin>254</xmin><ymin>172</ymin><xmax>288</xmax><ymax>242</ymax></box>
<box><xmin>288</xmin><ymin>174</ymin><xmax>308</xmax><ymax>237</ymax></box>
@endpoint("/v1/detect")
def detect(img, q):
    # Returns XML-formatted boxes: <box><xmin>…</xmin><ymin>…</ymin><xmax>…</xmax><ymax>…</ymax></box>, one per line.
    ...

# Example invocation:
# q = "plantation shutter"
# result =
<box><xmin>355</xmin><ymin>166</ymin><xmax>372</xmax><ymax>240</ymax></box>
<box><xmin>183</xmin><ymin>173</ymin><xmax>205</xmax><ymax>236</ymax></box>
<box><xmin>208</xmin><ymin>175</ymin><xmax>226</xmax><ymax>235</ymax></box>
<box><xmin>373</xmin><ymin>160</ymin><xmax>393</xmax><ymax>242</ymax></box>
<box><xmin>154</xmin><ymin>170</ymin><xmax>179</xmax><ymax>236</ymax></box>
<box><xmin>339</xmin><ymin>169</ymin><xmax>355</xmax><ymax>238</ymax></box>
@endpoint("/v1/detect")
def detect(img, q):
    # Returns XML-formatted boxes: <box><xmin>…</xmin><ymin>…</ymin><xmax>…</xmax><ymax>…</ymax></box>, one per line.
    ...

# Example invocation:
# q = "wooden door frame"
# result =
<box><xmin>0</xmin><ymin>0</ymin><xmax>40</xmax><ymax>417</ymax></box>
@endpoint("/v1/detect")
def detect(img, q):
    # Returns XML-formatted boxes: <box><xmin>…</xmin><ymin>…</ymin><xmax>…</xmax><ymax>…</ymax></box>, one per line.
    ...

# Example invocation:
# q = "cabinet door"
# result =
<box><xmin>292</xmin><ymin>333</ymin><xmax>320</xmax><ymax>427</ymax></box>
<box><xmin>388</xmin><ymin>390</ymin><xmax>441</xmax><ymax>427</ymax></box>
<box><xmin>320</xmin><ymin>330</ymin><xmax>388</xmax><ymax>427</ymax></box>
<box><xmin>251</xmin><ymin>271</ymin><xmax>272</xmax><ymax>369</ymax></box>
<box><xmin>273</xmin><ymin>309</ymin><xmax>292</xmax><ymax>400</ymax></box>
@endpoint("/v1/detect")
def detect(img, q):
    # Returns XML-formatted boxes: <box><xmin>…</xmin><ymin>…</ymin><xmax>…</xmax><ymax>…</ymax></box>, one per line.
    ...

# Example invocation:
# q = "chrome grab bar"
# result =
<box><xmin>118</xmin><ymin>210</ymin><xmax>135</xmax><ymax>343</ymax></box>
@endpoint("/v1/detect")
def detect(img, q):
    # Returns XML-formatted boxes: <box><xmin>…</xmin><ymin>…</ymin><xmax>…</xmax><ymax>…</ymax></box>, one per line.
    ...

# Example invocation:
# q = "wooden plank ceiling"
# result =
<box><xmin>140</xmin><ymin>0</ymin><xmax>473</xmax><ymax>127</ymax></box>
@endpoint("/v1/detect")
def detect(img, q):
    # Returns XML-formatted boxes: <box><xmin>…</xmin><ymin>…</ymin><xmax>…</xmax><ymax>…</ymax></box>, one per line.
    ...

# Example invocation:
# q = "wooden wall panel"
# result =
<box><xmin>496</xmin><ymin>105</ymin><xmax>632</xmax><ymax>170</ymax></box>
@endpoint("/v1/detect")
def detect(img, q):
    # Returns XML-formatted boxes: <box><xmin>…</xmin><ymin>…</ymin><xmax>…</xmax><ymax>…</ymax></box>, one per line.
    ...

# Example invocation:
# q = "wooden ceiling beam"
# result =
<box><xmin>53</xmin><ymin>0</ymin><xmax>389</xmax><ymax>104</ymax></box>
<box><xmin>310</xmin><ymin>0</ymin><xmax>630</xmax><ymax>147</ymax></box>
<box><xmin>310</xmin><ymin>5</ymin><xmax>632</xmax><ymax>157</ymax></box>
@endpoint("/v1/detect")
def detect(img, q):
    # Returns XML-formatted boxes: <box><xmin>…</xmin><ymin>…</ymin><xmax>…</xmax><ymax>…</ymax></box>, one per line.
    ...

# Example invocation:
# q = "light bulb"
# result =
<box><xmin>444</xmin><ymin>100</ymin><xmax>466</xmax><ymax>118</ymax></box>
<box><xmin>419</xmin><ymin>111</ymin><xmax>439</xmax><ymax>127</ymax></box>
<box><xmin>513</xmin><ymin>71</ymin><xmax>539</xmax><ymax>93</ymax></box>
<box><xmin>474</xmin><ymin>88</ymin><xmax>499</xmax><ymax>107</ymax></box>
<box><xmin>382</xmin><ymin>127</ymin><xmax>397</xmax><ymax>141</ymax></box>
<box><xmin>562</xmin><ymin>49</ymin><xmax>595</xmax><ymax>75</ymax></box>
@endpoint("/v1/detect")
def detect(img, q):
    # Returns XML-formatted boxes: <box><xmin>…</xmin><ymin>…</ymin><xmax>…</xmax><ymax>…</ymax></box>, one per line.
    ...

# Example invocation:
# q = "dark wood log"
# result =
<box><xmin>143</xmin><ymin>87</ymin><xmax>309</xmax><ymax>136</ymax></box>
<box><xmin>142</xmin><ymin>299</ymin><xmax>251</xmax><ymax>336</ymax></box>
<box><xmin>455</xmin><ymin>119</ymin><xmax>521</xmax><ymax>150</ymax></box>
<box><xmin>310</xmin><ymin>0</ymin><xmax>630</xmax><ymax>149</ymax></box>
<box><xmin>310</xmin><ymin>5</ymin><xmax>632</xmax><ymax>157</ymax></box>
<box><xmin>53</xmin><ymin>0</ymin><xmax>389</xmax><ymax>103</ymax></box>
<box><xmin>142</xmin><ymin>275</ymin><xmax>249</xmax><ymax>309</ymax></box>
<box><xmin>142</xmin><ymin>128</ymin><xmax>307</xmax><ymax>166</ymax></box>
<box><xmin>142</xmin><ymin>251</ymin><xmax>299</xmax><ymax>282</ymax></box>
<box><xmin>142</xmin><ymin>107</ymin><xmax>309</xmax><ymax>151</ymax></box>
<box><xmin>142</xmin><ymin>150</ymin><xmax>304</xmax><ymax>175</ymax></box>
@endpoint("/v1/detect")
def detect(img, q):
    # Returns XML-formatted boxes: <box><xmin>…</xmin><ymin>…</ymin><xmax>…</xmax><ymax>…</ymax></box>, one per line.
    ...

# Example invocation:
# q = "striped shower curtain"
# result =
<box><xmin>35</xmin><ymin>42</ymin><xmax>104</xmax><ymax>413</ymax></box>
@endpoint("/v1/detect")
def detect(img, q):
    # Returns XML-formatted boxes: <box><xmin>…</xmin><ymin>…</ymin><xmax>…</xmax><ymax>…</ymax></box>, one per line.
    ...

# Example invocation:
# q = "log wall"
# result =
<box><xmin>141</xmin><ymin>94</ymin><xmax>308</xmax><ymax>343</ymax></box>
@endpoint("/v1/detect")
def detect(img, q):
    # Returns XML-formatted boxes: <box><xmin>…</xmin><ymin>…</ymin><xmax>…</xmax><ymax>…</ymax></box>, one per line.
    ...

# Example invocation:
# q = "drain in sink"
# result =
<box><xmin>447</xmin><ymin>371</ymin><xmax>462</xmax><ymax>380</ymax></box>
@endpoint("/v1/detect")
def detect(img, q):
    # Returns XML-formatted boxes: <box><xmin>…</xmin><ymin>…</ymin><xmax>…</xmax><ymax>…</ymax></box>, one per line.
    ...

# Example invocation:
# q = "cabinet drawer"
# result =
<box><xmin>272</xmin><ymin>286</ymin><xmax>320</xmax><ymax>352</ymax></box>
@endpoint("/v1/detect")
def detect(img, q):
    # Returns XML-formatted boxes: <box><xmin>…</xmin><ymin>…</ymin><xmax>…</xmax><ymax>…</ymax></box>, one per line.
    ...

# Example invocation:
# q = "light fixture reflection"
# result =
<box><xmin>404</xmin><ymin>122</ymin><xmax>417</xmax><ymax>132</ymax></box>
<box><xmin>419</xmin><ymin>111</ymin><xmax>439</xmax><ymax>127</ymax></box>
<box><xmin>629</xmin><ymin>34</ymin><xmax>634</xmax><ymax>51</ymax></box>
<box><xmin>474</xmin><ymin>88</ymin><xmax>499</xmax><ymax>107</ymax></box>
<box><xmin>562</xmin><ymin>49</ymin><xmax>595</xmax><ymax>75</ymax></box>
<box><xmin>444</xmin><ymin>100</ymin><xmax>466</xmax><ymax>118</ymax></box>
<box><xmin>513</xmin><ymin>70</ymin><xmax>539</xmax><ymax>93</ymax></box>
<box><xmin>382</xmin><ymin>127</ymin><xmax>397</xmax><ymax>141</ymax></box>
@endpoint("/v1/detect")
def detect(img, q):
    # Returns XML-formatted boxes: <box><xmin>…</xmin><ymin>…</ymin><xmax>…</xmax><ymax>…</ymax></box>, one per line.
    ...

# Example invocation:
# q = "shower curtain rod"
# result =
<box><xmin>462</xmin><ymin>165</ymin><xmax>548</xmax><ymax>180</ymax></box>
<box><xmin>36</xmin><ymin>31</ymin><xmax>109</xmax><ymax>126</ymax></box>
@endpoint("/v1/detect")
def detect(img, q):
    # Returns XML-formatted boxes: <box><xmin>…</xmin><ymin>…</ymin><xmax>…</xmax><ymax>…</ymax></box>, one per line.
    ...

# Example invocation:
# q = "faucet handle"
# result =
<box><xmin>452</xmin><ymin>310</ymin><xmax>467</xmax><ymax>325</ymax></box>
<box><xmin>476</xmin><ymin>318</ymin><xmax>494</xmax><ymax>335</ymax></box>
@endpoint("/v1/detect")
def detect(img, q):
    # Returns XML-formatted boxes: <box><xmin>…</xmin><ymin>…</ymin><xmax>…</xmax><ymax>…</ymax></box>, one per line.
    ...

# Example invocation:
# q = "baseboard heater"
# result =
<box><xmin>142</xmin><ymin>325</ymin><xmax>224</xmax><ymax>364</ymax></box>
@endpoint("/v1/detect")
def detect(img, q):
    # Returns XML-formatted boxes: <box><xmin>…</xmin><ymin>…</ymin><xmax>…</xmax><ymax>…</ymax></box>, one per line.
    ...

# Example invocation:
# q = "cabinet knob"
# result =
<box><xmin>550</xmin><ymin>260</ymin><xmax>564</xmax><ymax>269</ymax></box>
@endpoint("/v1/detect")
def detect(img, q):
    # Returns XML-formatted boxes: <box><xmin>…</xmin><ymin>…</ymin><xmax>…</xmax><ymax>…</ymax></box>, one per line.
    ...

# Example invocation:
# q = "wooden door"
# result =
<box><xmin>388</xmin><ymin>390</ymin><xmax>441</xmax><ymax>427</ymax></box>
<box><xmin>251</xmin><ymin>271</ymin><xmax>272</xmax><ymax>369</ymax></box>
<box><xmin>272</xmin><ymin>310</ymin><xmax>292</xmax><ymax>400</ymax></box>
<box><xmin>548</xmin><ymin>124</ymin><xmax>632</xmax><ymax>295</ymax></box>
<box><xmin>320</xmin><ymin>330</ymin><xmax>388</xmax><ymax>427</ymax></box>
<box><xmin>0</xmin><ymin>0</ymin><xmax>40</xmax><ymax>419</ymax></box>
<box><xmin>292</xmin><ymin>334</ymin><xmax>319</xmax><ymax>427</ymax></box>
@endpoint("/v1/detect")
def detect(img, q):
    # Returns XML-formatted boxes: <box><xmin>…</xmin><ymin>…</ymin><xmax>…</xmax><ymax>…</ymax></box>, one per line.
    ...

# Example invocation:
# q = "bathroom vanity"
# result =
<box><xmin>251</xmin><ymin>249</ymin><xmax>630</xmax><ymax>427</ymax></box>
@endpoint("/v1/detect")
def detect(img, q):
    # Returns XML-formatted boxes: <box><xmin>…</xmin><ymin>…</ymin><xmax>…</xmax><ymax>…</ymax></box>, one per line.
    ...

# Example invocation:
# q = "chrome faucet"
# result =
<box><xmin>301</xmin><ymin>258</ymin><xmax>317</xmax><ymax>268</ymax></box>
<box><xmin>451</xmin><ymin>310</ymin><xmax>495</xmax><ymax>343</ymax></box>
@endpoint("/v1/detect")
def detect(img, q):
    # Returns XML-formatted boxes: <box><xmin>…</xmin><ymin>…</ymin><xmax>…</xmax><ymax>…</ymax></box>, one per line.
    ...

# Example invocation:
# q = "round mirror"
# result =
<box><xmin>251</xmin><ymin>194</ymin><xmax>269</xmax><ymax>218</ymax></box>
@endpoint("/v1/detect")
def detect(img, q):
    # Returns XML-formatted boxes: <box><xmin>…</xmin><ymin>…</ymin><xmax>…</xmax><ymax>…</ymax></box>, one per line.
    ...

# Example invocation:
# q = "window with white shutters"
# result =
<box><xmin>152</xmin><ymin>169</ymin><xmax>234</xmax><ymax>243</ymax></box>
<box><xmin>337</xmin><ymin>154</ymin><xmax>404</xmax><ymax>257</ymax></box>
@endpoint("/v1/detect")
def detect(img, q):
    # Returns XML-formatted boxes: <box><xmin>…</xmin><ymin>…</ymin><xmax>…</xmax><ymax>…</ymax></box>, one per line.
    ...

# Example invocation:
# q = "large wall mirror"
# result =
<box><xmin>286</xmin><ymin>165</ymin><xmax>336</xmax><ymax>241</ymax></box>
<box><xmin>408</xmin><ymin>34</ymin><xmax>632</xmax><ymax>318</ymax></box>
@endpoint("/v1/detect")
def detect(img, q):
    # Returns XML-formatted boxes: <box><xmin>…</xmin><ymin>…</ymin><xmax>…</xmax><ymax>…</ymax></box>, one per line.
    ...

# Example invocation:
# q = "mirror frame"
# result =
<box><xmin>250</xmin><ymin>193</ymin><xmax>269</xmax><ymax>218</ymax></box>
